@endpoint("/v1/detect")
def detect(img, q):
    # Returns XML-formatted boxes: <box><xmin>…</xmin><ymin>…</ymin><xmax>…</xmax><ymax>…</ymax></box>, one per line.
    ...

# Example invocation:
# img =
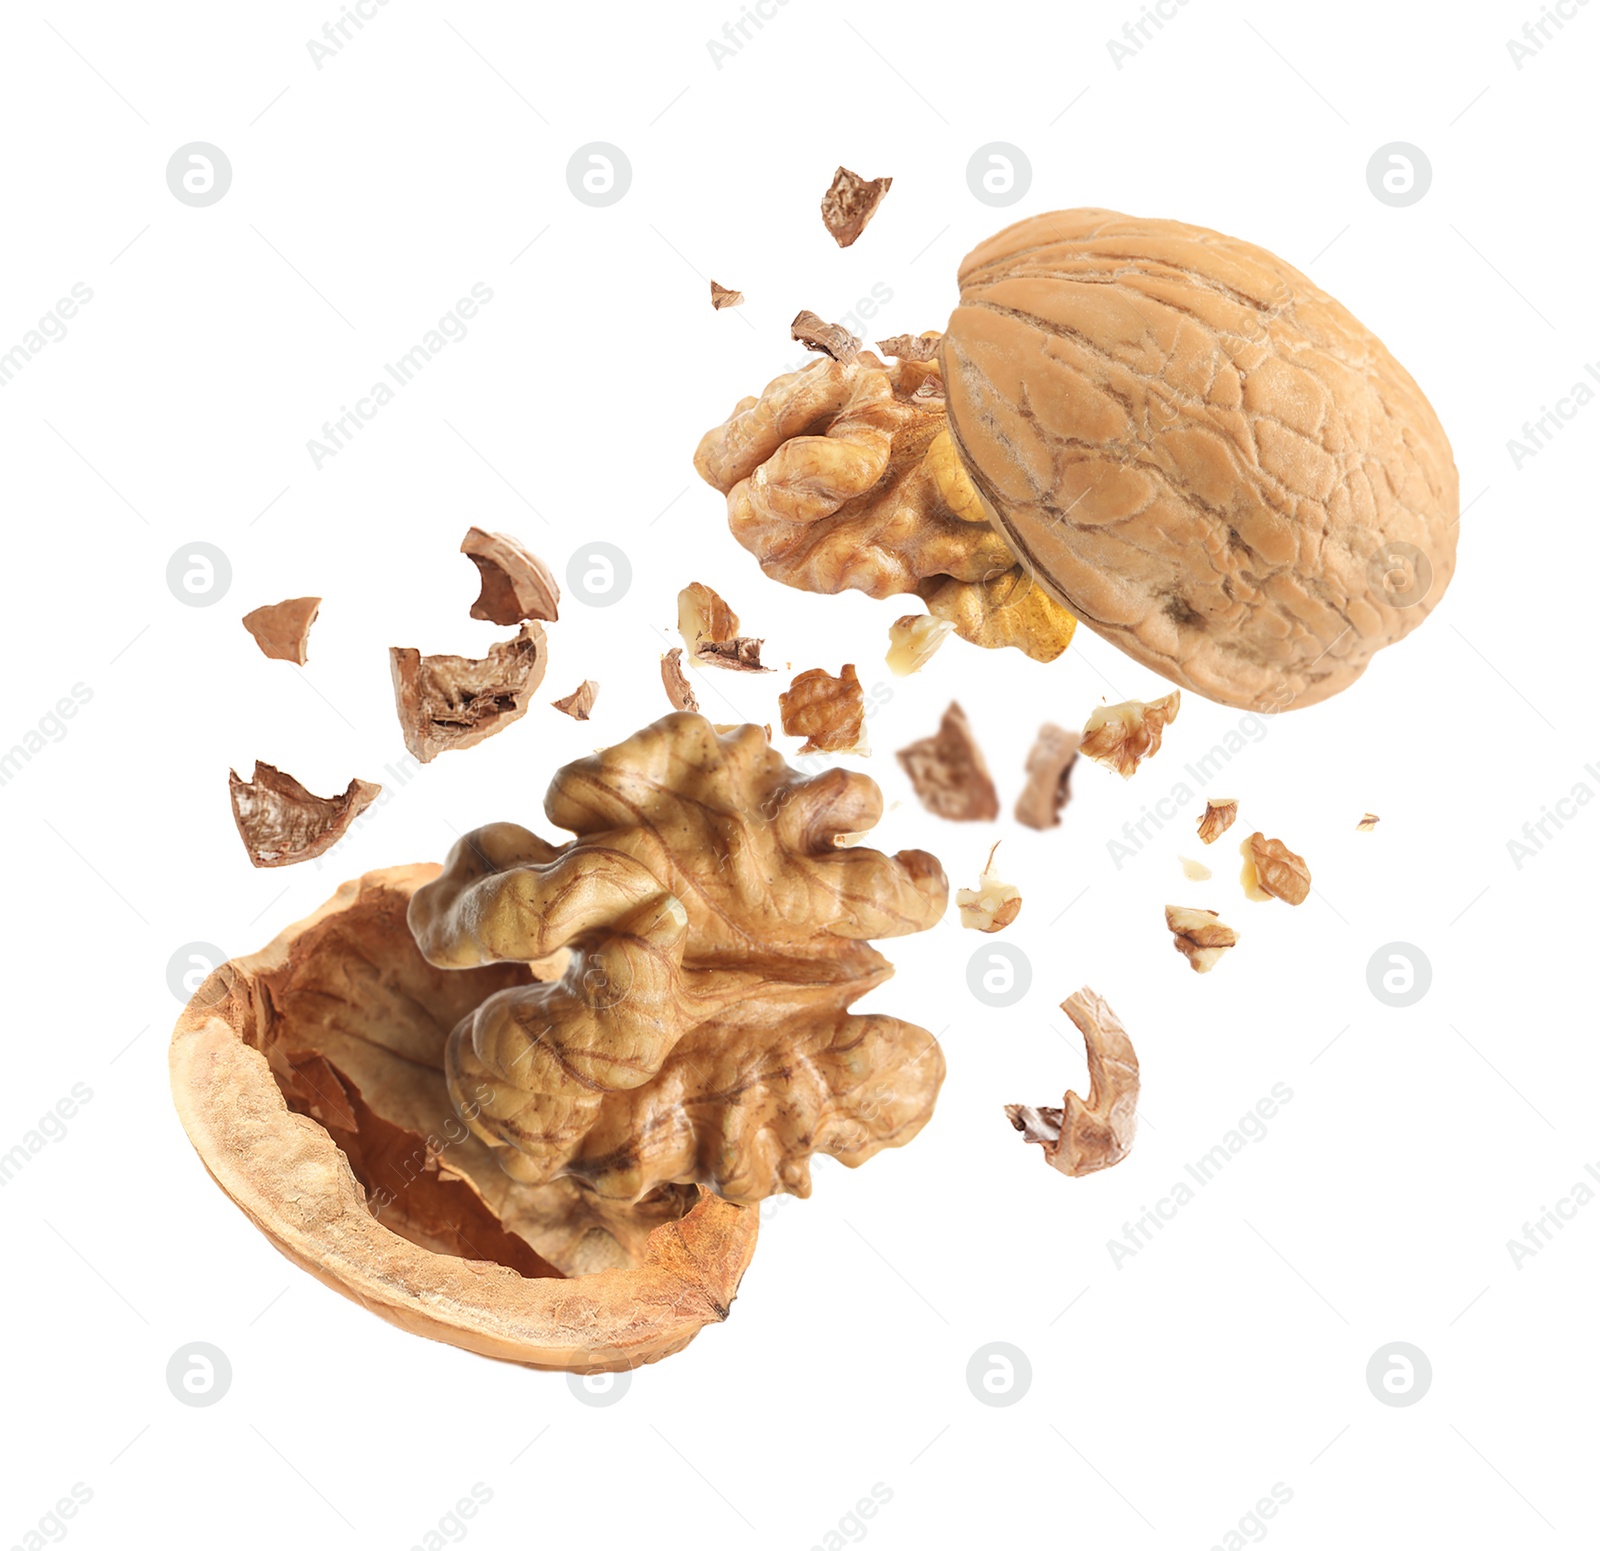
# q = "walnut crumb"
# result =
<box><xmin>710</xmin><ymin>280</ymin><xmax>744</xmax><ymax>310</ymax></box>
<box><xmin>660</xmin><ymin>648</ymin><xmax>699</xmax><ymax>712</ymax></box>
<box><xmin>896</xmin><ymin>702</ymin><xmax>998</xmax><ymax>821</ymax></box>
<box><xmin>790</xmin><ymin>310</ymin><xmax>861</xmax><ymax>364</ymax></box>
<box><xmin>820</xmin><ymin>166</ymin><xmax>891</xmax><ymax>247</ymax></box>
<box><xmin>1357</xmin><ymin>812</ymin><xmax>1380</xmax><ymax>831</ymax></box>
<box><xmin>1239</xmin><ymin>832</ymin><xmax>1310</xmax><ymax>905</ymax></box>
<box><xmin>957</xmin><ymin>842</ymin><xmax>1021</xmax><ymax>933</ymax></box>
<box><xmin>1165</xmin><ymin>905</ymin><xmax>1238</xmax><ymax>973</ymax></box>
<box><xmin>1015</xmin><ymin>725</ymin><xmax>1080</xmax><ymax>830</ymax></box>
<box><xmin>551</xmin><ymin>680</ymin><xmax>598</xmax><ymax>720</ymax></box>
<box><xmin>886</xmin><ymin>614</ymin><xmax>954</xmax><ymax>676</ymax></box>
<box><xmin>1198</xmin><ymin>798</ymin><xmax>1239</xmax><ymax>845</ymax></box>
<box><xmin>876</xmin><ymin>332</ymin><xmax>940</xmax><ymax>362</ymax></box>
<box><xmin>1080</xmin><ymin>692</ymin><xmax>1181</xmax><ymax>778</ymax></box>
<box><xmin>1180</xmin><ymin>856</ymin><xmax>1212</xmax><ymax>881</ymax></box>
<box><xmin>779</xmin><ymin>664</ymin><xmax>867</xmax><ymax>754</ymax></box>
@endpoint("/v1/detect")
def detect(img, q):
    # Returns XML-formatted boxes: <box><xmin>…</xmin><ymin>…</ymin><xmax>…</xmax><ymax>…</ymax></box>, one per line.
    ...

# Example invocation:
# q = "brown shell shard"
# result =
<box><xmin>552</xmin><ymin>680</ymin><xmax>599</xmax><ymax>720</ymax></box>
<box><xmin>710</xmin><ymin>280</ymin><xmax>744</xmax><ymax>310</ymax></box>
<box><xmin>1006</xmin><ymin>988</ymin><xmax>1138</xmax><ymax>1176</ymax></box>
<box><xmin>896</xmin><ymin>702</ymin><xmax>999</xmax><ymax>821</ymax></box>
<box><xmin>1080</xmin><ymin>692</ymin><xmax>1180</xmax><ymax>779</ymax></box>
<box><xmin>877</xmin><ymin>332</ymin><xmax>941</xmax><ymax>362</ymax></box>
<box><xmin>1240</xmin><ymin>831</ymin><xmax>1311</xmax><ymax>904</ymax></box>
<box><xmin>460</xmin><ymin>527</ymin><xmax>560</xmax><ymax>625</ymax></box>
<box><xmin>779</xmin><ymin>664</ymin><xmax>867</xmax><ymax>754</ymax></box>
<box><xmin>791</xmin><ymin>310</ymin><xmax>861</xmax><ymax>364</ymax></box>
<box><xmin>678</xmin><ymin>581</ymin><xmax>740</xmax><ymax>651</ymax></box>
<box><xmin>660</xmin><ymin>647</ymin><xmax>699</xmax><ymax>711</ymax></box>
<box><xmin>242</xmin><ymin>597</ymin><xmax>320</xmax><ymax>665</ymax></box>
<box><xmin>698</xmin><ymin>638</ymin><xmax>771</xmax><ymax>673</ymax></box>
<box><xmin>821</xmin><ymin>166</ymin><xmax>891</xmax><ymax>247</ymax></box>
<box><xmin>228</xmin><ymin>761</ymin><xmax>381</xmax><ymax>868</ymax></box>
<box><xmin>1357</xmin><ymin>812</ymin><xmax>1380</xmax><ymax>831</ymax></box>
<box><xmin>389</xmin><ymin>624</ymin><xmax>548</xmax><ymax>763</ymax></box>
<box><xmin>1015</xmin><ymin>724</ymin><xmax>1081</xmax><ymax>829</ymax></box>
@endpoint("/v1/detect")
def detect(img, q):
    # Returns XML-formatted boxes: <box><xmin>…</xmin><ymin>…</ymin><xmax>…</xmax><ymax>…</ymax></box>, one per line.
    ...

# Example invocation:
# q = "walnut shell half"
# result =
<box><xmin>940</xmin><ymin>209</ymin><xmax>1459</xmax><ymax>711</ymax></box>
<box><xmin>169</xmin><ymin>865</ymin><xmax>756</xmax><ymax>1372</ymax></box>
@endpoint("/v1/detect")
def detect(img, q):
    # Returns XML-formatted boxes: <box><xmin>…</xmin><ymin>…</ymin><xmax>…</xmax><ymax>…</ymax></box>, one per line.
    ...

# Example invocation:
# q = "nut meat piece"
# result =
<box><xmin>1240</xmin><ymin>831</ymin><xmax>1311</xmax><ymax>904</ymax></box>
<box><xmin>169</xmin><ymin>865</ymin><xmax>757</xmax><ymax>1370</ymax></box>
<box><xmin>460</xmin><ymin>527</ymin><xmax>560</xmax><ymax>625</ymax></box>
<box><xmin>779</xmin><ymin>664</ymin><xmax>867</xmax><ymax>754</ymax></box>
<box><xmin>886</xmin><ymin>614</ymin><xmax>955</xmax><ymax>677</ymax></box>
<box><xmin>552</xmin><ymin>680</ymin><xmax>599</xmax><ymax>720</ymax></box>
<box><xmin>1165</xmin><ymin>905</ymin><xmax>1238</xmax><ymax>973</ymax></box>
<box><xmin>695</xmin><ymin>351</ymin><xmax>1077</xmax><ymax>662</ymax></box>
<box><xmin>1179</xmin><ymin>857</ymin><xmax>1212</xmax><ymax>881</ymax></box>
<box><xmin>1080</xmin><ymin>692</ymin><xmax>1181</xmax><ymax>778</ymax></box>
<box><xmin>710</xmin><ymin>280</ymin><xmax>744</xmax><ymax>310</ymax></box>
<box><xmin>791</xmin><ymin>310</ymin><xmax>861</xmax><ymax>364</ymax></box>
<box><xmin>1005</xmin><ymin>988</ymin><xmax>1138</xmax><ymax>1177</ymax></box>
<box><xmin>1198</xmin><ymin>798</ymin><xmax>1239</xmax><ymax>845</ymax></box>
<box><xmin>820</xmin><ymin>166</ymin><xmax>891</xmax><ymax>247</ymax></box>
<box><xmin>1015</xmin><ymin>724</ymin><xmax>1081</xmax><ymax>829</ymax></box>
<box><xmin>660</xmin><ymin>648</ymin><xmax>699</xmax><ymax>712</ymax></box>
<box><xmin>1357</xmin><ymin>812</ymin><xmax>1380</xmax><ymax>831</ymax></box>
<box><xmin>242</xmin><ymin>597</ymin><xmax>320</xmax><ymax>665</ymax></box>
<box><xmin>406</xmin><ymin>714</ymin><xmax>949</xmax><ymax>1204</ymax></box>
<box><xmin>957</xmin><ymin>842</ymin><xmax>1021</xmax><ymax>933</ymax></box>
<box><xmin>678</xmin><ymin>582</ymin><xmax>741</xmax><ymax>654</ymax></box>
<box><xmin>228</xmin><ymin>762</ymin><xmax>381</xmax><ymax>868</ymax></box>
<box><xmin>390</xmin><ymin>624</ymin><xmax>548</xmax><ymax>763</ymax></box>
<box><xmin>897</xmin><ymin>702</ymin><xmax>999</xmax><ymax>821</ymax></box>
<box><xmin>940</xmin><ymin>209</ymin><xmax>1459</xmax><ymax>710</ymax></box>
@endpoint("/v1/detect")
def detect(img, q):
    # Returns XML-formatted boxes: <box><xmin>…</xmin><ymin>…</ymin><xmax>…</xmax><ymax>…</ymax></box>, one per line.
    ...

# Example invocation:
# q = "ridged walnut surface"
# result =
<box><xmin>941</xmin><ymin>209</ymin><xmax>1458</xmax><ymax>710</ymax></box>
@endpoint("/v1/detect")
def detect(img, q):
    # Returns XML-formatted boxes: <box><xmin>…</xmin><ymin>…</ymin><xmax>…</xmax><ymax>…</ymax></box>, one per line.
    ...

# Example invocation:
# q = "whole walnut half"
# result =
<box><xmin>407</xmin><ymin>713</ymin><xmax>949</xmax><ymax>1206</ymax></box>
<box><xmin>697</xmin><ymin>210</ymin><xmax>1457</xmax><ymax>710</ymax></box>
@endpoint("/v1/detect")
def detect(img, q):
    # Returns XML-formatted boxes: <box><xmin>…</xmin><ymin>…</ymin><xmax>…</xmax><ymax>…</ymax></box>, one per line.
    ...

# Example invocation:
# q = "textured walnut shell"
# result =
<box><xmin>169</xmin><ymin>865</ymin><xmax>756</xmax><ymax>1371</ymax></box>
<box><xmin>940</xmin><ymin>209</ymin><xmax>1458</xmax><ymax>711</ymax></box>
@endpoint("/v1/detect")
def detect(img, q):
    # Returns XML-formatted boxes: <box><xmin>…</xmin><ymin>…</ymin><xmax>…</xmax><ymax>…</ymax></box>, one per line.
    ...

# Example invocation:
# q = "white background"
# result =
<box><xmin>1</xmin><ymin>1</ymin><xmax>1595</xmax><ymax>1547</ymax></box>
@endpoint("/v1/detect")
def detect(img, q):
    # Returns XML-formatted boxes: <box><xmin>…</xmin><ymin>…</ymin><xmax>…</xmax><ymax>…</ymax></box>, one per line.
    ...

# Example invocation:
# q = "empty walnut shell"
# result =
<box><xmin>940</xmin><ymin>209</ymin><xmax>1459</xmax><ymax>710</ymax></box>
<box><xmin>169</xmin><ymin>865</ymin><xmax>756</xmax><ymax>1371</ymax></box>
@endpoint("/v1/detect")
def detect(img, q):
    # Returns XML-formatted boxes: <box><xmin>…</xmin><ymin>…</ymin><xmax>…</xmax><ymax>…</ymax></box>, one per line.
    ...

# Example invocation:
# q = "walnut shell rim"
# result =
<box><xmin>168</xmin><ymin>864</ymin><xmax>757</xmax><ymax>1372</ymax></box>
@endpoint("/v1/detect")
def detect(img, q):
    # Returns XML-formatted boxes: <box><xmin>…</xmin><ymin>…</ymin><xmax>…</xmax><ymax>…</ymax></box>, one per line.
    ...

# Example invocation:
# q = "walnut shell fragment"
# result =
<box><xmin>877</xmin><ymin>333</ymin><xmax>941</xmax><ymax>363</ymax></box>
<box><xmin>897</xmin><ymin>702</ymin><xmax>998</xmax><ymax>821</ymax></box>
<box><xmin>242</xmin><ymin>597</ymin><xmax>320</xmax><ymax>665</ymax></box>
<box><xmin>552</xmin><ymin>680</ymin><xmax>599</xmax><ymax>720</ymax></box>
<box><xmin>1015</xmin><ymin>724</ymin><xmax>1081</xmax><ymax>829</ymax></box>
<box><xmin>886</xmin><ymin>614</ymin><xmax>955</xmax><ymax>677</ymax></box>
<box><xmin>791</xmin><ymin>310</ymin><xmax>861</xmax><ymax>364</ymax></box>
<box><xmin>957</xmin><ymin>842</ymin><xmax>1021</xmax><ymax>933</ymax></box>
<box><xmin>940</xmin><ymin>209</ymin><xmax>1459</xmax><ymax>710</ymax></box>
<box><xmin>169</xmin><ymin>865</ymin><xmax>757</xmax><ymax>1371</ymax></box>
<box><xmin>390</xmin><ymin>624</ymin><xmax>548</xmax><ymax>763</ymax></box>
<box><xmin>1080</xmin><ymin>692</ymin><xmax>1181</xmax><ymax>779</ymax></box>
<box><xmin>710</xmin><ymin>280</ymin><xmax>744</xmax><ymax>310</ymax></box>
<box><xmin>406</xmin><ymin>714</ymin><xmax>949</xmax><ymax>1204</ymax></box>
<box><xmin>1165</xmin><ymin>904</ymin><xmax>1237</xmax><ymax>973</ymax></box>
<box><xmin>779</xmin><ymin>664</ymin><xmax>867</xmax><ymax>754</ymax></box>
<box><xmin>228</xmin><ymin>762</ymin><xmax>381</xmax><ymax>868</ymax></box>
<box><xmin>1240</xmin><ymin>832</ymin><xmax>1311</xmax><ymax>904</ymax></box>
<box><xmin>1357</xmin><ymin>812</ymin><xmax>1380</xmax><ymax>831</ymax></box>
<box><xmin>820</xmin><ymin>166</ymin><xmax>891</xmax><ymax>247</ymax></box>
<box><xmin>1005</xmin><ymin>987</ymin><xmax>1138</xmax><ymax>1177</ymax></box>
<box><xmin>460</xmin><ymin>527</ymin><xmax>559</xmax><ymax>625</ymax></box>
<box><xmin>660</xmin><ymin>647</ymin><xmax>699</xmax><ymax>712</ymax></box>
<box><xmin>1198</xmin><ymin>798</ymin><xmax>1239</xmax><ymax>845</ymax></box>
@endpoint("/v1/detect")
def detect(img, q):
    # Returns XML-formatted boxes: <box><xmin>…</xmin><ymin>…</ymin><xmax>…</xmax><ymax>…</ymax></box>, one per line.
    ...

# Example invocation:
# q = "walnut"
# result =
<box><xmin>886</xmin><ymin>613</ymin><xmax>955</xmax><ymax>676</ymax></box>
<box><xmin>693</xmin><ymin>352</ymin><xmax>1078</xmax><ymax>662</ymax></box>
<box><xmin>405</xmin><ymin>714</ymin><xmax>948</xmax><ymax>1205</ymax></box>
<box><xmin>779</xmin><ymin>664</ymin><xmax>867</xmax><ymax>754</ymax></box>
<box><xmin>1080</xmin><ymin>692</ymin><xmax>1181</xmax><ymax>778</ymax></box>
<box><xmin>897</xmin><ymin>702</ymin><xmax>998</xmax><ymax>821</ymax></box>
<box><xmin>170</xmin><ymin>864</ymin><xmax>757</xmax><ymax>1370</ymax></box>
<box><xmin>1179</xmin><ymin>856</ymin><xmax>1212</xmax><ymax>881</ymax></box>
<box><xmin>957</xmin><ymin>842</ymin><xmax>1021</xmax><ymax>932</ymax></box>
<box><xmin>551</xmin><ymin>680</ymin><xmax>598</xmax><ymax>720</ymax></box>
<box><xmin>1005</xmin><ymin>988</ymin><xmax>1138</xmax><ymax>1177</ymax></box>
<box><xmin>228</xmin><ymin>762</ymin><xmax>381</xmax><ymax>867</ymax></box>
<box><xmin>1357</xmin><ymin>812</ymin><xmax>1380</xmax><ymax>831</ymax></box>
<box><xmin>1240</xmin><ymin>831</ymin><xmax>1311</xmax><ymax>904</ymax></box>
<box><xmin>1198</xmin><ymin>798</ymin><xmax>1239</xmax><ymax>845</ymax></box>
<box><xmin>791</xmin><ymin>310</ymin><xmax>861</xmax><ymax>364</ymax></box>
<box><xmin>390</xmin><ymin>624</ymin><xmax>548</xmax><ymax>762</ymax></box>
<box><xmin>1165</xmin><ymin>905</ymin><xmax>1238</xmax><ymax>973</ymax></box>
<box><xmin>460</xmin><ymin>527</ymin><xmax>559</xmax><ymax>624</ymax></box>
<box><xmin>242</xmin><ymin>596</ymin><xmax>319</xmax><ymax>664</ymax></box>
<box><xmin>678</xmin><ymin>581</ymin><xmax>740</xmax><ymax>652</ymax></box>
<box><xmin>710</xmin><ymin>279</ymin><xmax>744</xmax><ymax>310</ymax></box>
<box><xmin>820</xmin><ymin>166</ymin><xmax>891</xmax><ymax>247</ymax></box>
<box><xmin>660</xmin><ymin>647</ymin><xmax>698</xmax><ymax>711</ymax></box>
<box><xmin>1015</xmin><ymin>724</ymin><xmax>1080</xmax><ymax>829</ymax></box>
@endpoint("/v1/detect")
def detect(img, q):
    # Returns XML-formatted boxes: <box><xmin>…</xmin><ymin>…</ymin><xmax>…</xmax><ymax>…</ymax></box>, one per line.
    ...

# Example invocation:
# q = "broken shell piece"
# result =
<box><xmin>1005</xmin><ymin>987</ymin><xmax>1138</xmax><ymax>1177</ymax></box>
<box><xmin>790</xmin><ymin>310</ymin><xmax>861</xmax><ymax>364</ymax></box>
<box><xmin>710</xmin><ymin>280</ymin><xmax>744</xmax><ymax>310</ymax></box>
<box><xmin>698</xmin><ymin>638</ymin><xmax>771</xmax><ymax>673</ymax></box>
<box><xmin>460</xmin><ymin>527</ymin><xmax>560</xmax><ymax>625</ymax></box>
<box><xmin>956</xmin><ymin>842</ymin><xmax>1021</xmax><ymax>933</ymax></box>
<box><xmin>1179</xmin><ymin>857</ymin><xmax>1212</xmax><ymax>882</ymax></box>
<box><xmin>551</xmin><ymin>680</ymin><xmax>598</xmax><ymax>720</ymax></box>
<box><xmin>1165</xmin><ymin>905</ymin><xmax>1237</xmax><ymax>973</ymax></box>
<box><xmin>886</xmin><ymin>614</ymin><xmax>955</xmax><ymax>677</ymax></box>
<box><xmin>1357</xmin><ymin>812</ymin><xmax>1380</xmax><ymax>831</ymax></box>
<box><xmin>820</xmin><ymin>166</ymin><xmax>891</xmax><ymax>247</ymax></box>
<box><xmin>1198</xmin><ymin>798</ymin><xmax>1239</xmax><ymax>845</ymax></box>
<box><xmin>228</xmin><ymin>762</ymin><xmax>381</xmax><ymax>868</ymax></box>
<box><xmin>897</xmin><ymin>702</ymin><xmax>998</xmax><ymax>821</ymax></box>
<box><xmin>678</xmin><ymin>582</ymin><xmax>741</xmax><ymax>654</ymax></box>
<box><xmin>1080</xmin><ymin>692</ymin><xmax>1181</xmax><ymax>779</ymax></box>
<box><xmin>242</xmin><ymin>597</ymin><xmax>320</xmax><ymax>665</ymax></box>
<box><xmin>1239</xmin><ymin>831</ymin><xmax>1311</xmax><ymax>905</ymax></box>
<box><xmin>1015</xmin><ymin>725</ymin><xmax>1081</xmax><ymax>830</ymax></box>
<box><xmin>876</xmin><ymin>332</ymin><xmax>940</xmax><ymax>362</ymax></box>
<box><xmin>661</xmin><ymin>648</ymin><xmax>699</xmax><ymax>712</ymax></box>
<box><xmin>389</xmin><ymin>623</ymin><xmax>548</xmax><ymax>764</ymax></box>
<box><xmin>779</xmin><ymin>664</ymin><xmax>867</xmax><ymax>754</ymax></box>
